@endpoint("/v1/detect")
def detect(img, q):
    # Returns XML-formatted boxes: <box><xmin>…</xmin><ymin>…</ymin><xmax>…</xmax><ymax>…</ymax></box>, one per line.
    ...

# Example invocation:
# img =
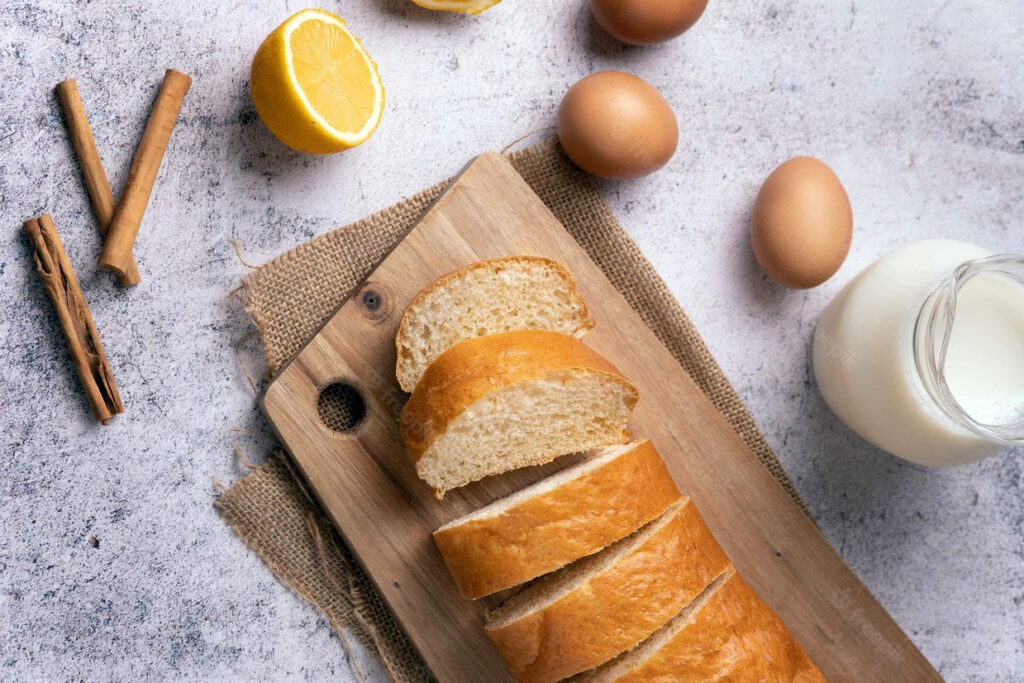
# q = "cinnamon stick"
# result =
<box><xmin>98</xmin><ymin>69</ymin><xmax>191</xmax><ymax>277</ymax></box>
<box><xmin>55</xmin><ymin>78</ymin><xmax>142</xmax><ymax>287</ymax></box>
<box><xmin>25</xmin><ymin>214</ymin><xmax>124</xmax><ymax>425</ymax></box>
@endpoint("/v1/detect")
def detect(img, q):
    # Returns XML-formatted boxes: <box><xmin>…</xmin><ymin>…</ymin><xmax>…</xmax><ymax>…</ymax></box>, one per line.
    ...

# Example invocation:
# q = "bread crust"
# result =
<box><xmin>598</xmin><ymin>571</ymin><xmax>826</xmax><ymax>682</ymax></box>
<box><xmin>394</xmin><ymin>256</ymin><xmax>594</xmax><ymax>392</ymax></box>
<box><xmin>434</xmin><ymin>439</ymin><xmax>682</xmax><ymax>599</ymax></box>
<box><xmin>399</xmin><ymin>330</ymin><xmax>638</xmax><ymax>464</ymax></box>
<box><xmin>485</xmin><ymin>500</ymin><xmax>731</xmax><ymax>683</ymax></box>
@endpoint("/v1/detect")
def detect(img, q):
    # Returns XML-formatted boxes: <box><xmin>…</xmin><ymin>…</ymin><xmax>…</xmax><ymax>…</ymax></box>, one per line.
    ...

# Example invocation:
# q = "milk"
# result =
<box><xmin>943</xmin><ymin>272</ymin><xmax>1024</xmax><ymax>425</ymax></box>
<box><xmin>813</xmin><ymin>240</ymin><xmax>1024</xmax><ymax>466</ymax></box>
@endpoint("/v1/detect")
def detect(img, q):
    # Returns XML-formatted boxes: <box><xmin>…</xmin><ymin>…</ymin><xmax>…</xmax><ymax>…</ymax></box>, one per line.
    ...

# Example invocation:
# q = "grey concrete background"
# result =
<box><xmin>1</xmin><ymin>0</ymin><xmax>1021</xmax><ymax>680</ymax></box>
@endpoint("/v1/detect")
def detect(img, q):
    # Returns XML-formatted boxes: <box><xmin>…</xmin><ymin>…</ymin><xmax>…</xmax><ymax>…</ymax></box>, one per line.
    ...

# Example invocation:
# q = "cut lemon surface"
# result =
<box><xmin>251</xmin><ymin>9</ymin><xmax>384</xmax><ymax>154</ymax></box>
<box><xmin>410</xmin><ymin>0</ymin><xmax>502</xmax><ymax>14</ymax></box>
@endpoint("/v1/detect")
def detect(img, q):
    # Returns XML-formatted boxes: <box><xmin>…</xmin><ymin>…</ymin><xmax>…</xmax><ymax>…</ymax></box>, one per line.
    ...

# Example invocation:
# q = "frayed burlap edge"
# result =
<box><xmin>219</xmin><ymin>139</ymin><xmax>807</xmax><ymax>682</ymax></box>
<box><xmin>215</xmin><ymin>453</ymin><xmax>431</xmax><ymax>682</ymax></box>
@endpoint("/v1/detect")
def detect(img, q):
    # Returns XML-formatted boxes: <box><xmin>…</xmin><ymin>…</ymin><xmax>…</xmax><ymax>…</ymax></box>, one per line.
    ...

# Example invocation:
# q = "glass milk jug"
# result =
<box><xmin>812</xmin><ymin>240</ymin><xmax>1024</xmax><ymax>466</ymax></box>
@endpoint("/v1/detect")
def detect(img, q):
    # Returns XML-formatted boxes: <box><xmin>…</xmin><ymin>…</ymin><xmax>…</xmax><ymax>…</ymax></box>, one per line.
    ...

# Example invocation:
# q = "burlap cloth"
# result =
<box><xmin>217</xmin><ymin>139</ymin><xmax>807</xmax><ymax>682</ymax></box>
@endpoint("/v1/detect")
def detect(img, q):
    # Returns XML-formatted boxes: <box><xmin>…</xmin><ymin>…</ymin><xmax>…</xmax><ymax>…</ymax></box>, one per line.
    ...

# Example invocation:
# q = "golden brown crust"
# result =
<box><xmin>485</xmin><ymin>500</ymin><xmax>731</xmax><ymax>683</ymax></box>
<box><xmin>394</xmin><ymin>256</ymin><xmax>595</xmax><ymax>392</ymax></box>
<box><xmin>607</xmin><ymin>571</ymin><xmax>826</xmax><ymax>683</ymax></box>
<box><xmin>434</xmin><ymin>439</ymin><xmax>682</xmax><ymax>599</ymax></box>
<box><xmin>399</xmin><ymin>330</ymin><xmax>637</xmax><ymax>464</ymax></box>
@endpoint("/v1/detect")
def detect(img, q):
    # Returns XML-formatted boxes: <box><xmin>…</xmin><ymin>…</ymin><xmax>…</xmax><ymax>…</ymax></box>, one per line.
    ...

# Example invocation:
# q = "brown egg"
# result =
<box><xmin>557</xmin><ymin>71</ymin><xmax>678</xmax><ymax>180</ymax></box>
<box><xmin>751</xmin><ymin>157</ymin><xmax>853</xmax><ymax>289</ymax></box>
<box><xmin>590</xmin><ymin>0</ymin><xmax>709</xmax><ymax>45</ymax></box>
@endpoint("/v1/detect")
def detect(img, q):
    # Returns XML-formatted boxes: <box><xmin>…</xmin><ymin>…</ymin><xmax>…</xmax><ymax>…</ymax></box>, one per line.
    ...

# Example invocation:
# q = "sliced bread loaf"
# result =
<box><xmin>582</xmin><ymin>569</ymin><xmax>825</xmax><ymax>682</ymax></box>
<box><xmin>485</xmin><ymin>499</ymin><xmax>731</xmax><ymax>683</ymax></box>
<box><xmin>434</xmin><ymin>439</ymin><xmax>681</xmax><ymax>599</ymax></box>
<box><xmin>400</xmin><ymin>330</ymin><xmax>638</xmax><ymax>497</ymax></box>
<box><xmin>395</xmin><ymin>257</ymin><xmax>593</xmax><ymax>392</ymax></box>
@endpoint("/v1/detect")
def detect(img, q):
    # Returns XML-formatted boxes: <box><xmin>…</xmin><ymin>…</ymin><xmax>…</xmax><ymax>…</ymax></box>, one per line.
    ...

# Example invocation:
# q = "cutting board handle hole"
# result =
<box><xmin>317</xmin><ymin>382</ymin><xmax>367</xmax><ymax>433</ymax></box>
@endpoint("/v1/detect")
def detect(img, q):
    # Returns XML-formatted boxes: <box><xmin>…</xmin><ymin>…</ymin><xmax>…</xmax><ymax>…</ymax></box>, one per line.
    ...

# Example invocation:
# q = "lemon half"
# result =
<box><xmin>251</xmin><ymin>9</ymin><xmax>385</xmax><ymax>154</ymax></box>
<box><xmin>410</xmin><ymin>0</ymin><xmax>502</xmax><ymax>15</ymax></box>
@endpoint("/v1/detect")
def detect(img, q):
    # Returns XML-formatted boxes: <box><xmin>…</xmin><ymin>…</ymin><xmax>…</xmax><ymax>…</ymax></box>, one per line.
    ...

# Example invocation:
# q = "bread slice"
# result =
<box><xmin>434</xmin><ymin>439</ymin><xmax>682</xmax><ymax>599</ymax></box>
<box><xmin>485</xmin><ymin>500</ymin><xmax>731</xmax><ymax>683</ymax></box>
<box><xmin>395</xmin><ymin>257</ymin><xmax>594</xmax><ymax>392</ymax></box>
<box><xmin>581</xmin><ymin>569</ymin><xmax>826</xmax><ymax>682</ymax></box>
<box><xmin>400</xmin><ymin>330</ymin><xmax>638</xmax><ymax>497</ymax></box>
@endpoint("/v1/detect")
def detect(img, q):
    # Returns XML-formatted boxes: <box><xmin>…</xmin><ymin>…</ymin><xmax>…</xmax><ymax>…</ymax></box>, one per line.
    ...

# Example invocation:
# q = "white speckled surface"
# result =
<box><xmin>1</xmin><ymin>1</ymin><xmax>1021</xmax><ymax>680</ymax></box>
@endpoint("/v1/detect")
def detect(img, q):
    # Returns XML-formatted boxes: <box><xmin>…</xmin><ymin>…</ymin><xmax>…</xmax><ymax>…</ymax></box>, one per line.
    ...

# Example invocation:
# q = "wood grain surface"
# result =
<box><xmin>261</xmin><ymin>152</ymin><xmax>940</xmax><ymax>682</ymax></box>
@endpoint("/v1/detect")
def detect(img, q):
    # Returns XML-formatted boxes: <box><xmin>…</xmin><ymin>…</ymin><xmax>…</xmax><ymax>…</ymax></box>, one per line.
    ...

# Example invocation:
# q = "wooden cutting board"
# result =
<box><xmin>261</xmin><ymin>152</ymin><xmax>939</xmax><ymax>682</ymax></box>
